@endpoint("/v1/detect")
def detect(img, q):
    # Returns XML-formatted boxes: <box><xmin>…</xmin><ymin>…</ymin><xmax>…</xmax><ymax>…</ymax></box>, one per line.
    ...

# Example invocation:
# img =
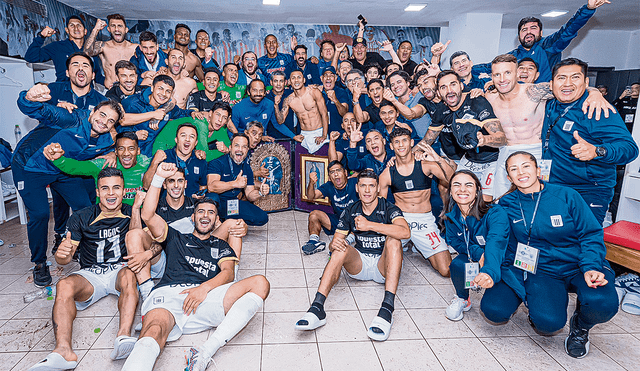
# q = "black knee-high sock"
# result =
<box><xmin>308</xmin><ymin>292</ymin><xmax>327</xmax><ymax>320</ymax></box>
<box><xmin>377</xmin><ymin>291</ymin><xmax>395</xmax><ymax>323</ymax></box>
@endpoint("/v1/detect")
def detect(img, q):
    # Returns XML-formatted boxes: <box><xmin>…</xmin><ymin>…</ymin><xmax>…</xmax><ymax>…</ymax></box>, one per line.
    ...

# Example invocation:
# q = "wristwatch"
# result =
<box><xmin>595</xmin><ymin>146</ymin><xmax>607</xmax><ymax>158</ymax></box>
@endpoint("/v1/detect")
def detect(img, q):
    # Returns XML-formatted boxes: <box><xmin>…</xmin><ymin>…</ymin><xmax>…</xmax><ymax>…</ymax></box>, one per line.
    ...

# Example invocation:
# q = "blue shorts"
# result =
<box><xmin>321</xmin><ymin>212</ymin><xmax>340</xmax><ymax>235</ymax></box>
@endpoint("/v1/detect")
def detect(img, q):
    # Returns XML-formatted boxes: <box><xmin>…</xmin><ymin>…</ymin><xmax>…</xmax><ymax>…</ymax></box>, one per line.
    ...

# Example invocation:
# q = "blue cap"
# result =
<box><xmin>322</xmin><ymin>66</ymin><xmax>336</xmax><ymax>75</ymax></box>
<box><xmin>66</xmin><ymin>15</ymin><xmax>85</xmax><ymax>28</ymax></box>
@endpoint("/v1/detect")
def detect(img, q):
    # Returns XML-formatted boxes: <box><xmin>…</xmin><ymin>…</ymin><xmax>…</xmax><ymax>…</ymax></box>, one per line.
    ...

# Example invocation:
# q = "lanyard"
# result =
<box><xmin>461</xmin><ymin>217</ymin><xmax>473</xmax><ymax>262</ymax></box>
<box><xmin>228</xmin><ymin>155</ymin><xmax>243</xmax><ymax>179</ymax></box>
<box><xmin>542</xmin><ymin>100</ymin><xmax>578</xmax><ymax>155</ymax></box>
<box><xmin>517</xmin><ymin>190</ymin><xmax>542</xmax><ymax>245</ymax></box>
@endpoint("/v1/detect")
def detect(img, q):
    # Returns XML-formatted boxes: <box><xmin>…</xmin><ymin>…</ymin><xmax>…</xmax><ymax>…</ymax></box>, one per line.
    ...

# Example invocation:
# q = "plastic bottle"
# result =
<box><xmin>14</xmin><ymin>125</ymin><xmax>22</xmax><ymax>143</ymax></box>
<box><xmin>23</xmin><ymin>286</ymin><xmax>56</xmax><ymax>303</ymax></box>
<box><xmin>603</xmin><ymin>211</ymin><xmax>613</xmax><ymax>228</ymax></box>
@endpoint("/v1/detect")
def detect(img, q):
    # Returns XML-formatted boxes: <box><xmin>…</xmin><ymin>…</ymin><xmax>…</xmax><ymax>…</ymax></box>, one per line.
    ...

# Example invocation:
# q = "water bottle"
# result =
<box><xmin>14</xmin><ymin>125</ymin><xmax>22</xmax><ymax>143</ymax></box>
<box><xmin>23</xmin><ymin>286</ymin><xmax>56</xmax><ymax>303</ymax></box>
<box><xmin>603</xmin><ymin>211</ymin><xmax>613</xmax><ymax>228</ymax></box>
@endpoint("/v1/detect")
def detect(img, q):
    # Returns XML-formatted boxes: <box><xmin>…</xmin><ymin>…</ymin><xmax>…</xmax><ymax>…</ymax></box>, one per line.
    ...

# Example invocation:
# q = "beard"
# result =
<box><xmin>519</xmin><ymin>33</ymin><xmax>541</xmax><ymax>49</ymax></box>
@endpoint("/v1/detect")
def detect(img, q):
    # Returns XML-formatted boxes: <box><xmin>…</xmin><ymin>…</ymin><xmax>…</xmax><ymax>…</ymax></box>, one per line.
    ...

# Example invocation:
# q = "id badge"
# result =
<box><xmin>227</xmin><ymin>199</ymin><xmax>239</xmax><ymax>216</ymax></box>
<box><xmin>514</xmin><ymin>242</ymin><xmax>539</xmax><ymax>274</ymax></box>
<box><xmin>539</xmin><ymin>159</ymin><xmax>552</xmax><ymax>182</ymax></box>
<box><xmin>625</xmin><ymin>114</ymin><xmax>634</xmax><ymax>124</ymax></box>
<box><xmin>465</xmin><ymin>262</ymin><xmax>480</xmax><ymax>289</ymax></box>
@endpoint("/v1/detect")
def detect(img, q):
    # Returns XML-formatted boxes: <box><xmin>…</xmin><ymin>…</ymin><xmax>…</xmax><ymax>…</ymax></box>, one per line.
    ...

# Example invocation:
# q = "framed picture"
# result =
<box><xmin>250</xmin><ymin>141</ymin><xmax>292</xmax><ymax>212</ymax></box>
<box><xmin>300</xmin><ymin>153</ymin><xmax>330</xmax><ymax>206</ymax></box>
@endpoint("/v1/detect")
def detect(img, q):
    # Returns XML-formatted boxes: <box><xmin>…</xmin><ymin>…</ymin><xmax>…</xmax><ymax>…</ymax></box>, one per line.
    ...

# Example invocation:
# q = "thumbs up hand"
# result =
<box><xmin>56</xmin><ymin>232</ymin><xmax>74</xmax><ymax>260</ymax></box>
<box><xmin>234</xmin><ymin>170</ymin><xmax>247</xmax><ymax>189</ymax></box>
<box><xmin>570</xmin><ymin>131</ymin><xmax>597</xmax><ymax>161</ymax></box>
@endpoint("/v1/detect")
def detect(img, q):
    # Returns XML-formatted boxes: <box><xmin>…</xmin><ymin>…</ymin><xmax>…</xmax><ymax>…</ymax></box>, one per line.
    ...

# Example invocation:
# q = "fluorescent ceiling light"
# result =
<box><xmin>263</xmin><ymin>0</ymin><xmax>280</xmax><ymax>5</ymax></box>
<box><xmin>541</xmin><ymin>10</ymin><xmax>568</xmax><ymax>17</ymax></box>
<box><xmin>404</xmin><ymin>4</ymin><xmax>427</xmax><ymax>12</ymax></box>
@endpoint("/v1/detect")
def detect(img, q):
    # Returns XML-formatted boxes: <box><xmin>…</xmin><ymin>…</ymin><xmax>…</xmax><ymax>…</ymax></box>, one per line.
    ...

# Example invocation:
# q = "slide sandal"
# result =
<box><xmin>110</xmin><ymin>335</ymin><xmax>138</xmax><ymax>360</ymax></box>
<box><xmin>28</xmin><ymin>352</ymin><xmax>77</xmax><ymax>371</ymax></box>
<box><xmin>295</xmin><ymin>312</ymin><xmax>326</xmax><ymax>331</ymax></box>
<box><xmin>367</xmin><ymin>315</ymin><xmax>393</xmax><ymax>342</ymax></box>
<box><xmin>621</xmin><ymin>291</ymin><xmax>640</xmax><ymax>315</ymax></box>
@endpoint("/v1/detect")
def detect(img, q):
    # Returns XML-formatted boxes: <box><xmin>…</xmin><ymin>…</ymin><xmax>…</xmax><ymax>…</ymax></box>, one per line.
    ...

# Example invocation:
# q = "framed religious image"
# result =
<box><xmin>300</xmin><ymin>153</ymin><xmax>330</xmax><ymax>206</ymax></box>
<box><xmin>250</xmin><ymin>141</ymin><xmax>292</xmax><ymax>211</ymax></box>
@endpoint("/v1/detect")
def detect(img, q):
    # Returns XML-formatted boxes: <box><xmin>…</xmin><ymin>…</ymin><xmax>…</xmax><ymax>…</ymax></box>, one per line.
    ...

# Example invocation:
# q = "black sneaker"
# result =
<box><xmin>33</xmin><ymin>263</ymin><xmax>52</xmax><ymax>288</ymax></box>
<box><xmin>565</xmin><ymin>312</ymin><xmax>590</xmax><ymax>358</ymax></box>
<box><xmin>51</xmin><ymin>234</ymin><xmax>63</xmax><ymax>255</ymax></box>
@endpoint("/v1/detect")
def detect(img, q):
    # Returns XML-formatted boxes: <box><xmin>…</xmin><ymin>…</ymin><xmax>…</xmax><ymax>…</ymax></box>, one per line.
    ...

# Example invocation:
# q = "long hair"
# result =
<box><xmin>440</xmin><ymin>170</ymin><xmax>490</xmax><ymax>227</ymax></box>
<box><xmin>498</xmin><ymin>150</ymin><xmax>539</xmax><ymax>199</ymax></box>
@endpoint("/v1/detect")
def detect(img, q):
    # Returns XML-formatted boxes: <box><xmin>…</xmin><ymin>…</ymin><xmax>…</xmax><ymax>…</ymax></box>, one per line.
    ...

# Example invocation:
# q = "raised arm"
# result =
<box><xmin>383</xmin><ymin>88</ymin><xmax>426</xmax><ymax>120</ymax></box>
<box><xmin>273</xmin><ymin>94</ymin><xmax>292</xmax><ymax>125</ymax></box>
<box><xmin>84</xmin><ymin>19</ymin><xmax>107</xmax><ymax>57</ymax></box>
<box><xmin>24</xmin><ymin>27</ymin><xmax>56</xmax><ymax>63</ymax></box>
<box><xmin>141</xmin><ymin>162</ymin><xmax>173</xmax><ymax>239</ymax></box>
<box><xmin>328</xmin><ymin>131</ymin><xmax>343</xmax><ymax>163</ymax></box>
<box><xmin>305</xmin><ymin>171</ymin><xmax>324</xmax><ymax>201</ymax></box>
<box><xmin>142</xmin><ymin>150</ymin><xmax>167</xmax><ymax>190</ymax></box>
<box><xmin>351</xmin><ymin>87</ymin><xmax>370</xmax><ymax>123</ymax></box>
<box><xmin>380</xmin><ymin>41</ymin><xmax>401</xmax><ymax>65</ymax></box>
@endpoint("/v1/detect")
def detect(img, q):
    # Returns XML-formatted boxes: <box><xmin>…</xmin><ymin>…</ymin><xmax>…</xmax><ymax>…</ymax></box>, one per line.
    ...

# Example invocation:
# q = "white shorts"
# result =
<box><xmin>150</xmin><ymin>251</ymin><xmax>167</xmax><ymax>279</ymax></box>
<box><xmin>72</xmin><ymin>263</ymin><xmax>127</xmax><ymax>311</ymax></box>
<box><xmin>347</xmin><ymin>251</ymin><xmax>385</xmax><ymax>284</ymax></box>
<box><xmin>492</xmin><ymin>143</ymin><xmax>542</xmax><ymax>198</ymax></box>
<box><xmin>301</xmin><ymin>127</ymin><xmax>328</xmax><ymax>154</ymax></box>
<box><xmin>402</xmin><ymin>212</ymin><xmax>449</xmax><ymax>259</ymax></box>
<box><xmin>457</xmin><ymin>156</ymin><xmax>496</xmax><ymax>196</ymax></box>
<box><xmin>141</xmin><ymin>282</ymin><xmax>233</xmax><ymax>342</ymax></box>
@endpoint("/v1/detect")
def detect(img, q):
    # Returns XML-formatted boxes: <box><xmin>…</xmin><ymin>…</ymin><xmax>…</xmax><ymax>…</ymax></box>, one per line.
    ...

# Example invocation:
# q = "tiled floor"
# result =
<box><xmin>1</xmin><ymin>210</ymin><xmax>639</xmax><ymax>370</ymax></box>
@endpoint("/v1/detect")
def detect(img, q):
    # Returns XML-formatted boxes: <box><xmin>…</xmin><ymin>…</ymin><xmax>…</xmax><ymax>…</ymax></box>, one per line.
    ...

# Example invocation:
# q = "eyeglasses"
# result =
<box><xmin>346</xmin><ymin>77</ymin><xmax>362</xmax><ymax>84</ymax></box>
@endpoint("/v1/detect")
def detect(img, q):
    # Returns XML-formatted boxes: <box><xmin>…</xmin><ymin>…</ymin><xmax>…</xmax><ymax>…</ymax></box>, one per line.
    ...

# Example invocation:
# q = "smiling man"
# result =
<box><xmin>106</xmin><ymin>60</ymin><xmax>144</xmax><ymax>103</ymax></box>
<box><xmin>219</xmin><ymin>63</ymin><xmax>246</xmax><ymax>106</ymax></box>
<box><xmin>169</xmin><ymin>23</ymin><xmax>204</xmax><ymax>81</ymax></box>
<box><xmin>294</xmin><ymin>44</ymin><xmax>321</xmax><ymax>86</ymax></box>
<box><xmin>130</xmin><ymin>31</ymin><xmax>168</xmax><ymax>86</ymax></box>
<box><xmin>162</xmin><ymin>48</ymin><xmax>199</xmax><ymax>109</ymax></box>
<box><xmin>236</xmin><ymin>51</ymin><xmax>267</xmax><ymax>86</ymax></box>
<box><xmin>516</xmin><ymin>58</ymin><xmax>539</xmax><ymax>84</ymax></box>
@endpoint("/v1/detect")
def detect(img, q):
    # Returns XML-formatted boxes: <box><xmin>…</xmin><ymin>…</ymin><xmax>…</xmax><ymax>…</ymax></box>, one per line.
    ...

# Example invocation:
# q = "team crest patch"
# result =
<box><xmin>563</xmin><ymin>121</ymin><xmax>574</xmax><ymax>131</ymax></box>
<box><xmin>405</xmin><ymin>180</ymin><xmax>414</xmax><ymax>189</ymax></box>
<box><xmin>153</xmin><ymin>296</ymin><xmax>164</xmax><ymax>305</ymax></box>
<box><xmin>461</xmin><ymin>113</ymin><xmax>474</xmax><ymax>120</ymax></box>
<box><xmin>262</xmin><ymin>113</ymin><xmax>268</xmax><ymax>119</ymax></box>
<box><xmin>211</xmin><ymin>248</ymin><xmax>219</xmax><ymax>259</ymax></box>
<box><xmin>478</xmin><ymin>110</ymin><xmax>490</xmax><ymax>120</ymax></box>
<box><xmin>236</xmin><ymin>91</ymin><xmax>242</xmax><ymax>98</ymax></box>
<box><xmin>280</xmin><ymin>60</ymin><xmax>285</xmax><ymax>65</ymax></box>
<box><xmin>550</xmin><ymin>215</ymin><xmax>563</xmax><ymax>227</ymax></box>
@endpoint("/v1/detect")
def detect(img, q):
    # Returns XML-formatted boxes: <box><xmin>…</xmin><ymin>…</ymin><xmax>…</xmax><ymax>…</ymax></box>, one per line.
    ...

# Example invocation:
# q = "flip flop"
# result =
<box><xmin>367</xmin><ymin>315</ymin><xmax>393</xmax><ymax>341</ymax></box>
<box><xmin>28</xmin><ymin>352</ymin><xmax>77</xmax><ymax>371</ymax></box>
<box><xmin>621</xmin><ymin>291</ymin><xmax>640</xmax><ymax>315</ymax></box>
<box><xmin>110</xmin><ymin>335</ymin><xmax>138</xmax><ymax>360</ymax></box>
<box><xmin>295</xmin><ymin>312</ymin><xmax>326</xmax><ymax>330</ymax></box>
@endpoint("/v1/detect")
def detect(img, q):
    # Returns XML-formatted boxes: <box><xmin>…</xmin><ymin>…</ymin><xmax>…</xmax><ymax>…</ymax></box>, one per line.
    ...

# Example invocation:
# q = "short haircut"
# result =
<box><xmin>265</xmin><ymin>34</ymin><xmax>277</xmax><ymax>41</ymax></box>
<box><xmin>518</xmin><ymin>57</ymin><xmax>539</xmax><ymax>70</ymax></box>
<box><xmin>413</xmin><ymin>69</ymin><xmax>432</xmax><ymax>85</ymax></box>
<box><xmin>193</xmin><ymin>197</ymin><xmax>219</xmax><ymax>213</ymax></box>
<box><xmin>339</xmin><ymin>60</ymin><xmax>353</xmax><ymax>70</ymax></box>
<box><xmin>386</xmin><ymin>70</ymin><xmax>411</xmax><ymax>87</ymax></box>
<box><xmin>66</xmin><ymin>52</ymin><xmax>94</xmax><ymax>70</ymax></box>
<box><xmin>364</xmin><ymin>63</ymin><xmax>382</xmax><ymax>76</ymax></box>
<box><xmin>385</xmin><ymin>62</ymin><xmax>402</xmax><ymax>74</ymax></box>
<box><xmin>223</xmin><ymin>62</ymin><xmax>238</xmax><ymax>71</ymax></box>
<box><xmin>139</xmin><ymin>31</ymin><xmax>157</xmax><ymax>43</ymax></box>
<box><xmin>246</xmin><ymin>121</ymin><xmax>264</xmax><ymax>132</ymax></box>
<box><xmin>242</xmin><ymin>51</ymin><xmax>257</xmax><ymax>60</ymax></box>
<box><xmin>271</xmin><ymin>71</ymin><xmax>286</xmax><ymax>81</ymax></box>
<box><xmin>518</xmin><ymin>16</ymin><xmax>542</xmax><ymax>33</ymax></box>
<box><xmin>94</xmin><ymin>100</ymin><xmax>124</xmax><ymax>122</ymax></box>
<box><xmin>320</xmin><ymin>39</ymin><xmax>335</xmax><ymax>50</ymax></box>
<box><xmin>196</xmin><ymin>29</ymin><xmax>208</xmax><ymax>37</ymax></box>
<box><xmin>203</xmin><ymin>67</ymin><xmax>221</xmax><ymax>79</ymax></box>
<box><xmin>436</xmin><ymin>70</ymin><xmax>460</xmax><ymax>86</ymax></box>
<box><xmin>106</xmin><ymin>14</ymin><xmax>126</xmax><ymax>24</ymax></box>
<box><xmin>167</xmin><ymin>48</ymin><xmax>184</xmax><ymax>58</ymax></box>
<box><xmin>97</xmin><ymin>167</ymin><xmax>124</xmax><ymax>182</ymax></box>
<box><xmin>153</xmin><ymin>74</ymin><xmax>175</xmax><ymax>88</ymax></box>
<box><xmin>357</xmin><ymin>168</ymin><xmax>378</xmax><ymax>183</ymax></box>
<box><xmin>367</xmin><ymin>78</ymin><xmax>384</xmax><ymax>90</ymax></box>
<box><xmin>389</xmin><ymin>127</ymin><xmax>412</xmax><ymax>141</ymax></box>
<box><xmin>294</xmin><ymin>45</ymin><xmax>308</xmax><ymax>54</ymax></box>
<box><xmin>346</xmin><ymin>68</ymin><xmax>365</xmax><ymax>80</ymax></box>
<box><xmin>552</xmin><ymin>58</ymin><xmax>588</xmax><ymax>79</ymax></box>
<box><xmin>114</xmin><ymin>60</ymin><xmax>137</xmax><ymax>75</ymax></box>
<box><xmin>379</xmin><ymin>99</ymin><xmax>396</xmax><ymax>111</ymax></box>
<box><xmin>449</xmin><ymin>51</ymin><xmax>470</xmax><ymax>67</ymax></box>
<box><xmin>248</xmin><ymin>78</ymin><xmax>266</xmax><ymax>90</ymax></box>
<box><xmin>328</xmin><ymin>160</ymin><xmax>344</xmax><ymax>170</ymax></box>
<box><xmin>231</xmin><ymin>132</ymin><xmax>250</xmax><ymax>144</ymax></box>
<box><xmin>66</xmin><ymin>15</ymin><xmax>84</xmax><ymax>28</ymax></box>
<box><xmin>115</xmin><ymin>131</ymin><xmax>139</xmax><ymax>145</ymax></box>
<box><xmin>176</xmin><ymin>122</ymin><xmax>198</xmax><ymax>137</ymax></box>
<box><xmin>631</xmin><ymin>82</ymin><xmax>640</xmax><ymax>86</ymax></box>
<box><xmin>174</xmin><ymin>167</ymin><xmax>186</xmax><ymax>176</ymax></box>
<box><xmin>596</xmin><ymin>84</ymin><xmax>608</xmax><ymax>90</ymax></box>
<box><xmin>212</xmin><ymin>100</ymin><xmax>232</xmax><ymax>116</ymax></box>
<box><xmin>175</xmin><ymin>23</ymin><xmax>191</xmax><ymax>34</ymax></box>
<box><xmin>399</xmin><ymin>40</ymin><xmax>413</xmax><ymax>48</ymax></box>
<box><xmin>491</xmin><ymin>54</ymin><xmax>517</xmax><ymax>66</ymax></box>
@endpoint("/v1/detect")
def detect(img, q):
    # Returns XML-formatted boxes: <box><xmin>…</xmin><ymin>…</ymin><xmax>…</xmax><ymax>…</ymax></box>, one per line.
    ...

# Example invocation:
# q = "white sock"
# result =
<box><xmin>200</xmin><ymin>292</ymin><xmax>263</xmax><ymax>357</ymax></box>
<box><xmin>309</xmin><ymin>234</ymin><xmax>320</xmax><ymax>242</ymax></box>
<box><xmin>139</xmin><ymin>280</ymin><xmax>154</xmax><ymax>302</ymax></box>
<box><xmin>346</xmin><ymin>234</ymin><xmax>356</xmax><ymax>245</ymax></box>
<box><xmin>121</xmin><ymin>336</ymin><xmax>160</xmax><ymax>371</ymax></box>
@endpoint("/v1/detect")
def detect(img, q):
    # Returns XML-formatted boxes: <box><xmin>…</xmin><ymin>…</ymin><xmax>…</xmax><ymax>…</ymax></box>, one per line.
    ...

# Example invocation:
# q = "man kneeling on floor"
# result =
<box><xmin>295</xmin><ymin>169</ymin><xmax>410</xmax><ymax>341</ymax></box>
<box><xmin>121</xmin><ymin>162</ymin><xmax>270</xmax><ymax>371</ymax></box>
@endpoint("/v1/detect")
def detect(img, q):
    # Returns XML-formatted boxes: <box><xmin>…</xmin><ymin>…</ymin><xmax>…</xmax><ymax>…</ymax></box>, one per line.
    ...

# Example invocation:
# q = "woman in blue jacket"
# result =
<box><xmin>498</xmin><ymin>151</ymin><xmax>618</xmax><ymax>359</ymax></box>
<box><xmin>442</xmin><ymin>170</ymin><xmax>522</xmax><ymax>321</ymax></box>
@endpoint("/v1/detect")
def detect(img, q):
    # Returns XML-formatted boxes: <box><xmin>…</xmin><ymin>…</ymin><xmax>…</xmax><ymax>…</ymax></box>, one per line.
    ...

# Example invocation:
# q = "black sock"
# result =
<box><xmin>377</xmin><ymin>291</ymin><xmax>395</xmax><ymax>324</ymax></box>
<box><xmin>308</xmin><ymin>292</ymin><xmax>327</xmax><ymax>320</ymax></box>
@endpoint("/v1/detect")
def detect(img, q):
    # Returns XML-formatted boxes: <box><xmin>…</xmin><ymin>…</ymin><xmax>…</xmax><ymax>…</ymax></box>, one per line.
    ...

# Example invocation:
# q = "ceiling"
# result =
<box><xmin>59</xmin><ymin>0</ymin><xmax>640</xmax><ymax>31</ymax></box>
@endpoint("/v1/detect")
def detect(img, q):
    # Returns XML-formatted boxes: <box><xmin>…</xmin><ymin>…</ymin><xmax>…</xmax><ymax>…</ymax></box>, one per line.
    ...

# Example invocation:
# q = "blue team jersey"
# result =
<box><xmin>258</xmin><ymin>53</ymin><xmax>296</xmax><ymax>81</ymax></box>
<box><xmin>207</xmin><ymin>154</ymin><xmax>254</xmax><ymax>201</ymax></box>
<box><xmin>323</xmin><ymin>87</ymin><xmax>350</xmax><ymax>134</ymax></box>
<box><xmin>164</xmin><ymin>149</ymin><xmax>208</xmax><ymax>198</ymax></box>
<box><xmin>318</xmin><ymin>177</ymin><xmax>358</xmax><ymax>216</ymax></box>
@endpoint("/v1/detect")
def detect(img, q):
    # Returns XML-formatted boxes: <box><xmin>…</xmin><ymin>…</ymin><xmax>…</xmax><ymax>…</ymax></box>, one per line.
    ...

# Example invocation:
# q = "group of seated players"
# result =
<box><xmin>14</xmin><ymin>1</ymin><xmax>640</xmax><ymax>370</ymax></box>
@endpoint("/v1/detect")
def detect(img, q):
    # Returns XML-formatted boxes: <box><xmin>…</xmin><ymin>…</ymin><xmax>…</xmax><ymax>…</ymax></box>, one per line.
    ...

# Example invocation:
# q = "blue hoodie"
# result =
<box><xmin>542</xmin><ymin>92</ymin><xmax>638</xmax><ymax>191</ymax></box>
<box><xmin>129</xmin><ymin>46</ymin><xmax>168</xmax><ymax>85</ymax></box>
<box><xmin>15</xmin><ymin>92</ymin><xmax>114</xmax><ymax>174</ymax></box>
<box><xmin>24</xmin><ymin>36</ymin><xmax>104</xmax><ymax>83</ymax></box>
<box><xmin>497</xmin><ymin>182</ymin><xmax>610</xmax><ymax>279</ymax></box>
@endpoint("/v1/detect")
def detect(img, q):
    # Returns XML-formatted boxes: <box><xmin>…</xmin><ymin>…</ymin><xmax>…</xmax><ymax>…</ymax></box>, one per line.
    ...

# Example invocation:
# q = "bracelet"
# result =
<box><xmin>151</xmin><ymin>174</ymin><xmax>165</xmax><ymax>188</ymax></box>
<box><xmin>258</xmin><ymin>190</ymin><xmax>264</xmax><ymax>197</ymax></box>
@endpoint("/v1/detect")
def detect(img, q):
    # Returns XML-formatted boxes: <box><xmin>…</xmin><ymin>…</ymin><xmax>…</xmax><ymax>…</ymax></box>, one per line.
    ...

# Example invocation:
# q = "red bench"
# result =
<box><xmin>604</xmin><ymin>221</ymin><xmax>640</xmax><ymax>274</ymax></box>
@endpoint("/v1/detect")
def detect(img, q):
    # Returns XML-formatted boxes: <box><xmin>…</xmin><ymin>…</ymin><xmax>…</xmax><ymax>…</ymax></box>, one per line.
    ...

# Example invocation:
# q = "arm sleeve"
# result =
<box><xmin>569</xmin><ymin>190</ymin><xmax>607</xmax><ymax>273</ymax></box>
<box><xmin>169</xmin><ymin>106</ymin><xmax>191</xmax><ymax>120</ymax></box>
<box><xmin>540</xmin><ymin>5</ymin><xmax>596</xmax><ymax>54</ymax></box>
<box><xmin>24</xmin><ymin>36</ymin><xmax>54</xmax><ymax>63</ymax></box>
<box><xmin>52</xmin><ymin>156</ymin><xmax>102</xmax><ymax>177</ymax></box>
<box><xmin>208</xmin><ymin>158</ymin><xmax>223</xmax><ymax>176</ymax></box>
<box><xmin>317</xmin><ymin>182</ymin><xmax>331</xmax><ymax>198</ymax></box>
<box><xmin>67</xmin><ymin>212</ymin><xmax>83</xmax><ymax>242</ymax></box>
<box><xmin>444</xmin><ymin>220</ymin><xmax>467</xmax><ymax>255</ymax></box>
<box><xmin>193</xmin><ymin>118</ymin><xmax>210</xmax><ymax>152</ymax></box>
<box><xmin>479</xmin><ymin>207</ymin><xmax>510</xmax><ymax>284</ymax></box>
<box><xmin>17</xmin><ymin>91</ymin><xmax>78</xmax><ymax>127</ymax></box>
<box><xmin>346</xmin><ymin>148</ymin><xmax>366</xmax><ymax>172</ymax></box>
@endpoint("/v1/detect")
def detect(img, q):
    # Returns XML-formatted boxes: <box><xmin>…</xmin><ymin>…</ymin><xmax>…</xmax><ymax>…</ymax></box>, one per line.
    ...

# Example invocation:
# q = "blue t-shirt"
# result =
<box><xmin>296</xmin><ymin>62</ymin><xmax>322</xmax><ymax>86</ymax></box>
<box><xmin>323</xmin><ymin>87</ymin><xmax>350</xmax><ymax>134</ymax></box>
<box><xmin>230</xmin><ymin>97</ymin><xmax>285</xmax><ymax>137</ymax></box>
<box><xmin>258</xmin><ymin>53</ymin><xmax>296</xmax><ymax>81</ymax></box>
<box><xmin>207</xmin><ymin>154</ymin><xmax>254</xmax><ymax>201</ymax></box>
<box><xmin>318</xmin><ymin>177</ymin><xmax>358</xmax><ymax>216</ymax></box>
<box><xmin>164</xmin><ymin>149</ymin><xmax>208</xmax><ymax>198</ymax></box>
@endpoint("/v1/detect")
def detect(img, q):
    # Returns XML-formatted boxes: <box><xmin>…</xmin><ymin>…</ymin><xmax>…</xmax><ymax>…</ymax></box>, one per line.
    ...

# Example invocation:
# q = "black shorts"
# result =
<box><xmin>321</xmin><ymin>212</ymin><xmax>340</xmax><ymax>235</ymax></box>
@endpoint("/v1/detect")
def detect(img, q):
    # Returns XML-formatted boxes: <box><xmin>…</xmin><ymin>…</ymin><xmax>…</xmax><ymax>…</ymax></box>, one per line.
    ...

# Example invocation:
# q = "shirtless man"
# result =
<box><xmin>485</xmin><ymin>54</ymin><xmax>615</xmax><ymax>197</ymax></box>
<box><xmin>169</xmin><ymin>23</ymin><xmax>204</xmax><ymax>81</ymax></box>
<box><xmin>274</xmin><ymin>70</ymin><xmax>329</xmax><ymax>154</ymax></box>
<box><xmin>84</xmin><ymin>14</ymin><xmax>138</xmax><ymax>89</ymax></box>
<box><xmin>164</xmin><ymin>49</ymin><xmax>198</xmax><ymax>109</ymax></box>
<box><xmin>379</xmin><ymin>127</ymin><xmax>455</xmax><ymax>276</ymax></box>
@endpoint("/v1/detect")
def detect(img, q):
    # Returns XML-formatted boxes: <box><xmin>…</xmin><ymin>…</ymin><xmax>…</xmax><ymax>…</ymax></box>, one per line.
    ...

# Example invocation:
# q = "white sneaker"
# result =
<box><xmin>445</xmin><ymin>296</ymin><xmax>471</xmax><ymax>321</ymax></box>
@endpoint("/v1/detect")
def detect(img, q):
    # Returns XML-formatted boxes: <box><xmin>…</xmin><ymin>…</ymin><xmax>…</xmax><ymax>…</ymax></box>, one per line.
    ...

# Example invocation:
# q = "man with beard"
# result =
<box><xmin>129</xmin><ymin>31</ymin><xmax>168</xmax><ymax>86</ymax></box>
<box><xmin>302</xmin><ymin>160</ymin><xmax>359</xmax><ymax>255</ymax></box>
<box><xmin>25</xmin><ymin>16</ymin><xmax>102</xmax><ymax>82</ymax></box>
<box><xmin>105</xmin><ymin>60</ymin><xmax>145</xmax><ymax>103</ymax></box>
<box><xmin>517</xmin><ymin>58</ymin><xmax>539</xmax><ymax>84</ymax></box>
<box><xmin>384</xmin><ymin>70</ymin><xmax>432</xmax><ymax>138</ymax></box>
<box><xmin>257</xmin><ymin>34</ymin><xmax>296</xmax><ymax>81</ymax></box>
<box><xmin>170</xmin><ymin>24</ymin><xmax>204</xmax><ymax>81</ymax></box>
<box><xmin>143</xmin><ymin>123</ymin><xmax>207</xmax><ymax>199</ymax></box>
<box><xmin>14</xmin><ymin>87</ymin><xmax>122</xmax><ymax>287</ymax></box>
<box><xmin>275</xmin><ymin>70</ymin><xmax>329</xmax><ymax>153</ymax></box>
<box><xmin>353</xmin><ymin>78</ymin><xmax>385</xmax><ymax>126</ymax></box>
<box><xmin>187</xmin><ymin>68</ymin><xmax>227</xmax><ymax>113</ymax></box>
<box><xmin>293</xmin><ymin>45</ymin><xmax>321</xmax><ymax>86</ymax></box>
<box><xmin>27</xmin><ymin>169</ymin><xmax>140</xmax><ymax>371</ymax></box>
<box><xmin>236</xmin><ymin>51</ymin><xmax>267</xmax><ymax>86</ymax></box>
<box><xmin>84</xmin><ymin>14</ymin><xmax>138</xmax><ymax>89</ymax></box>
<box><xmin>121</xmin><ymin>163</ymin><xmax>269</xmax><ymax>371</ymax></box>
<box><xmin>328</xmin><ymin>112</ymin><xmax>367</xmax><ymax>171</ymax></box>
<box><xmin>473</xmin><ymin>0</ymin><xmax>610</xmax><ymax>82</ymax></box>
<box><xmin>207</xmin><ymin>134</ymin><xmax>270</xmax><ymax>226</ymax></box>
<box><xmin>192</xmin><ymin>29</ymin><xmax>220</xmax><ymax>72</ymax></box>
<box><xmin>320</xmin><ymin>67</ymin><xmax>350</xmax><ymax>133</ymax></box>
<box><xmin>264</xmin><ymin>71</ymin><xmax>296</xmax><ymax>139</ymax></box>
<box><xmin>232</xmin><ymin>79</ymin><xmax>295</xmax><ymax>139</ymax></box>
<box><xmin>218</xmin><ymin>63</ymin><xmax>246</xmax><ymax>106</ymax></box>
<box><xmin>44</xmin><ymin>131</ymin><xmax>149</xmax><ymax>206</ymax></box>
<box><xmin>162</xmin><ymin>48</ymin><xmax>198</xmax><ymax>109</ymax></box>
<box><xmin>379</xmin><ymin>128</ymin><xmax>455</xmax><ymax>276</ymax></box>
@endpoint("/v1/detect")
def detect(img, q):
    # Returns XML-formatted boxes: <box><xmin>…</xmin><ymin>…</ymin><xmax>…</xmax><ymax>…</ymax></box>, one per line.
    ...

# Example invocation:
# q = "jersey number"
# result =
<box><xmin>485</xmin><ymin>173</ymin><xmax>493</xmax><ymax>186</ymax></box>
<box><xmin>96</xmin><ymin>234</ymin><xmax>122</xmax><ymax>263</ymax></box>
<box><xmin>427</xmin><ymin>231</ymin><xmax>441</xmax><ymax>248</ymax></box>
